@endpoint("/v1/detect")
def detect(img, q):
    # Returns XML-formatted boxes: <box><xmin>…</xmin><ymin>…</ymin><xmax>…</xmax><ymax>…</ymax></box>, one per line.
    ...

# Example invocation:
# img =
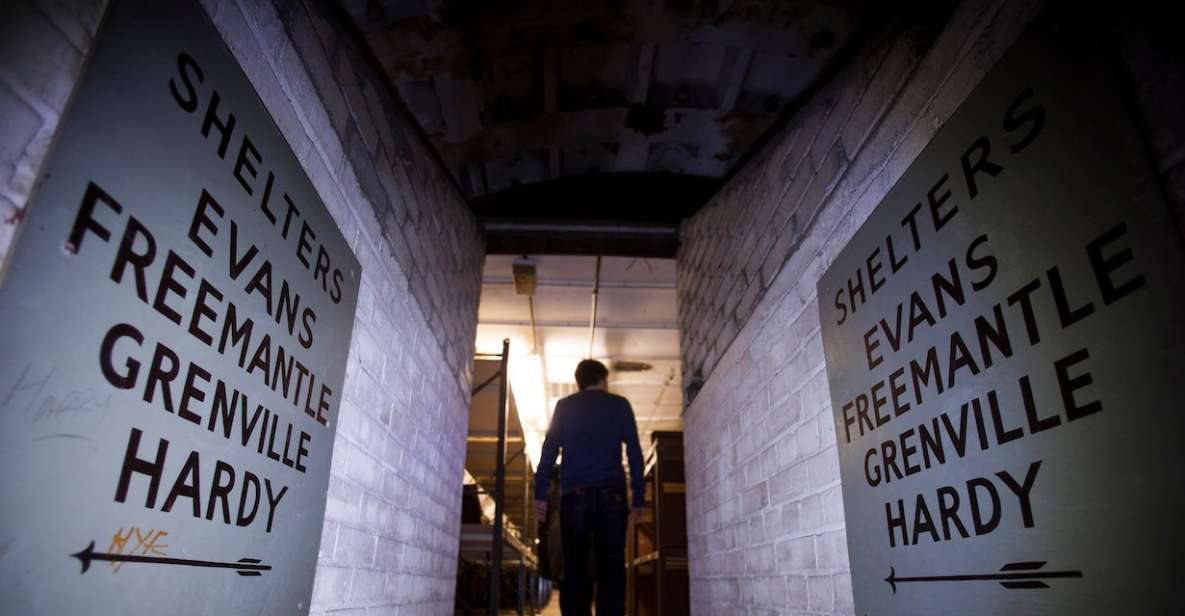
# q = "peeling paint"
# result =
<box><xmin>348</xmin><ymin>0</ymin><xmax>876</xmax><ymax>197</ymax></box>
<box><xmin>625</xmin><ymin>103</ymin><xmax>668</xmax><ymax>136</ymax></box>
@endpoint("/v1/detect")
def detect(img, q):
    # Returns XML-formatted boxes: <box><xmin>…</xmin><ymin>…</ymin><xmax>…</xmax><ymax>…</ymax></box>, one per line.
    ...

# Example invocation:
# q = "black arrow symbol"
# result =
<box><xmin>71</xmin><ymin>541</ymin><xmax>272</xmax><ymax>576</ymax></box>
<box><xmin>885</xmin><ymin>561</ymin><xmax>1082</xmax><ymax>593</ymax></box>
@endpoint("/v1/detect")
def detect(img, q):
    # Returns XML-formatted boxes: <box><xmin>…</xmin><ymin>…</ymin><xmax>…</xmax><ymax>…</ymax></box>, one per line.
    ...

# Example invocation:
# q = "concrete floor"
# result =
<box><xmin>499</xmin><ymin>597</ymin><xmax>566</xmax><ymax>615</ymax></box>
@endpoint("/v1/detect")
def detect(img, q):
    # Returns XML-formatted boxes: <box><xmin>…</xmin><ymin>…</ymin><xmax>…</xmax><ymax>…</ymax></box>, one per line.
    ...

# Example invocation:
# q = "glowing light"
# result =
<box><xmin>544</xmin><ymin>353</ymin><xmax>581</xmax><ymax>389</ymax></box>
<box><xmin>508</xmin><ymin>344</ymin><xmax>549</xmax><ymax>468</ymax></box>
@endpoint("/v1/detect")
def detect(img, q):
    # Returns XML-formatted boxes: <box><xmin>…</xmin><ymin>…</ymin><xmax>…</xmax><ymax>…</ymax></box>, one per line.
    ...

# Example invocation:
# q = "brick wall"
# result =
<box><xmin>677</xmin><ymin>1</ymin><xmax>1047</xmax><ymax>613</ymax></box>
<box><xmin>0</xmin><ymin>1</ymin><xmax>484</xmax><ymax>614</ymax></box>
<box><xmin>0</xmin><ymin>1</ymin><xmax>107</xmax><ymax>265</ymax></box>
<box><xmin>1109</xmin><ymin>3</ymin><xmax>1185</xmax><ymax>240</ymax></box>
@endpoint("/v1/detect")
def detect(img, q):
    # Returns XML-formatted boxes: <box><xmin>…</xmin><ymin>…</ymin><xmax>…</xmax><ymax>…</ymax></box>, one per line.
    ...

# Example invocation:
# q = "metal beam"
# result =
<box><xmin>482</xmin><ymin>221</ymin><xmax>678</xmax><ymax>236</ymax></box>
<box><xmin>474</xmin><ymin>475</ymin><xmax>531</xmax><ymax>482</ymax></box>
<box><xmin>471</xmin><ymin>370</ymin><xmax>502</xmax><ymax>396</ymax></box>
<box><xmin>490</xmin><ymin>339</ymin><xmax>510</xmax><ymax>616</ymax></box>
<box><xmin>483</xmin><ymin>228</ymin><xmax>678</xmax><ymax>258</ymax></box>
<box><xmin>479</xmin><ymin>318</ymin><xmax>677</xmax><ymax>330</ymax></box>
<box><xmin>467</xmin><ymin>435</ymin><xmax>524</xmax><ymax>443</ymax></box>
<box><xmin>481</xmin><ymin>277</ymin><xmax>675</xmax><ymax>290</ymax></box>
<box><xmin>469</xmin><ymin>173</ymin><xmax>717</xmax><ymax>258</ymax></box>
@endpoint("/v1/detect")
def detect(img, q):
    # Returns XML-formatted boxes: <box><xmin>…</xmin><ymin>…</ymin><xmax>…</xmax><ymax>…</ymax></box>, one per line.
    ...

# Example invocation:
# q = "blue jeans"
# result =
<box><xmin>560</xmin><ymin>486</ymin><xmax>629</xmax><ymax>616</ymax></box>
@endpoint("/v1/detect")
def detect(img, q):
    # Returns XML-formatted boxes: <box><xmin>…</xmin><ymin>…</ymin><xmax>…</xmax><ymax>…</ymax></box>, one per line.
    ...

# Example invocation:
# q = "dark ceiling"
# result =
<box><xmin>341</xmin><ymin>0</ymin><xmax>880</xmax><ymax>254</ymax></box>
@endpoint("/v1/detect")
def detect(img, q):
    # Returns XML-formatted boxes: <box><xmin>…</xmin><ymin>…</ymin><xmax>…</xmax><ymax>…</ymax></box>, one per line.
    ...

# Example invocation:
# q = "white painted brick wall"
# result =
<box><xmin>1110</xmin><ymin>4</ymin><xmax>1185</xmax><ymax>239</ymax></box>
<box><xmin>678</xmin><ymin>1</ymin><xmax>1048</xmax><ymax>613</ymax></box>
<box><xmin>204</xmin><ymin>3</ymin><xmax>480</xmax><ymax>612</ymax></box>
<box><xmin>0</xmin><ymin>0</ymin><xmax>107</xmax><ymax>265</ymax></box>
<box><xmin>0</xmin><ymin>1</ymin><xmax>483</xmax><ymax>614</ymax></box>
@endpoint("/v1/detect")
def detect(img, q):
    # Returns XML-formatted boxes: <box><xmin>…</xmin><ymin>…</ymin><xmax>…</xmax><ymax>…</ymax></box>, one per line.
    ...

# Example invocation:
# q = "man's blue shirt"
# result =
<box><xmin>534</xmin><ymin>389</ymin><xmax>646</xmax><ymax>507</ymax></box>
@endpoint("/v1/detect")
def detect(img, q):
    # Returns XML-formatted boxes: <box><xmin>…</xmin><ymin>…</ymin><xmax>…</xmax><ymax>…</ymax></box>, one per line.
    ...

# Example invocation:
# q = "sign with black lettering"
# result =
<box><xmin>0</xmin><ymin>1</ymin><xmax>359</xmax><ymax>613</ymax></box>
<box><xmin>816</xmin><ymin>31</ymin><xmax>1185</xmax><ymax>615</ymax></box>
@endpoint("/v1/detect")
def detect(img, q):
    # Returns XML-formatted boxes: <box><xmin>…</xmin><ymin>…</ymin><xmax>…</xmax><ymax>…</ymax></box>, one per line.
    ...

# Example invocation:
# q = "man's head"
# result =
<box><xmin>574</xmin><ymin>359</ymin><xmax>609</xmax><ymax>391</ymax></box>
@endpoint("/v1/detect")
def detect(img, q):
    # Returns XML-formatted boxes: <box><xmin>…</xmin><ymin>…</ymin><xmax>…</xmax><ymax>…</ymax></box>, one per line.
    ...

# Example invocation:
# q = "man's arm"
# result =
<box><xmin>622</xmin><ymin>400</ymin><xmax>646</xmax><ymax>508</ymax></box>
<box><xmin>533</xmin><ymin>400</ymin><xmax>564</xmax><ymax>518</ymax></box>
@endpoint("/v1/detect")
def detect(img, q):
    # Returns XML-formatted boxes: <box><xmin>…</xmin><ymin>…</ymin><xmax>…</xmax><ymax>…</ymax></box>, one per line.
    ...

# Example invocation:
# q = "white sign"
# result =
<box><xmin>817</xmin><ymin>32</ymin><xmax>1185</xmax><ymax>615</ymax></box>
<box><xmin>0</xmin><ymin>1</ymin><xmax>359</xmax><ymax>614</ymax></box>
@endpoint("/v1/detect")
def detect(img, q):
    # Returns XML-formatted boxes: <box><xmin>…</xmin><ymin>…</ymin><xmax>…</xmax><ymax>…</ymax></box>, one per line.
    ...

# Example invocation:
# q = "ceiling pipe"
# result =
<box><xmin>640</xmin><ymin>367</ymin><xmax>677</xmax><ymax>436</ymax></box>
<box><xmin>527</xmin><ymin>296</ymin><xmax>540</xmax><ymax>353</ymax></box>
<box><xmin>587</xmin><ymin>256</ymin><xmax>602</xmax><ymax>359</ymax></box>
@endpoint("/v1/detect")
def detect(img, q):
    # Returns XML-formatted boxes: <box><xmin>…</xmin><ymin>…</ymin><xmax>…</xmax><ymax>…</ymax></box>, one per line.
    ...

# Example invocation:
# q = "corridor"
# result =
<box><xmin>1</xmin><ymin>0</ymin><xmax>1183</xmax><ymax>615</ymax></box>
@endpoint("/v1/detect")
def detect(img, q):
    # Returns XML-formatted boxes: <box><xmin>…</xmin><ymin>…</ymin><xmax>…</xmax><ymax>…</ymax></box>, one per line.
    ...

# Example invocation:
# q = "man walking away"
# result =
<box><xmin>534</xmin><ymin>359</ymin><xmax>645</xmax><ymax>616</ymax></box>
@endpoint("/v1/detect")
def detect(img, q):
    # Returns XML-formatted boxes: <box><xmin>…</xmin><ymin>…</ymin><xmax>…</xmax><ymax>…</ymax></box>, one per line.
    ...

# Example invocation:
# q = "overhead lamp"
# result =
<box><xmin>512</xmin><ymin>257</ymin><xmax>537</xmax><ymax>296</ymax></box>
<box><xmin>612</xmin><ymin>360</ymin><xmax>652</xmax><ymax>372</ymax></box>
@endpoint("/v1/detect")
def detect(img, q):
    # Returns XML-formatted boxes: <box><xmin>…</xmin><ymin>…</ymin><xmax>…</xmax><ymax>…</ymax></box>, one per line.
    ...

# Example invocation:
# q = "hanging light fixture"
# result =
<box><xmin>506</xmin><ymin>256</ymin><xmax>548</xmax><ymax>467</ymax></box>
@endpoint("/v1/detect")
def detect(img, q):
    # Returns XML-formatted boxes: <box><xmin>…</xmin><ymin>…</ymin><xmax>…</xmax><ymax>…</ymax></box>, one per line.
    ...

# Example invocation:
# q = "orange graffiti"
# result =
<box><xmin>105</xmin><ymin>527</ymin><xmax>169</xmax><ymax>573</ymax></box>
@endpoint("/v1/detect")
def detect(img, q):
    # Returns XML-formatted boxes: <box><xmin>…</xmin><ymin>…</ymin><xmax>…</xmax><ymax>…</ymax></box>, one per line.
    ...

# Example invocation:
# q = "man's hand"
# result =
<box><xmin>630</xmin><ymin>506</ymin><xmax>647</xmax><ymax>525</ymax></box>
<box><xmin>534</xmin><ymin>499</ymin><xmax>548</xmax><ymax>521</ymax></box>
